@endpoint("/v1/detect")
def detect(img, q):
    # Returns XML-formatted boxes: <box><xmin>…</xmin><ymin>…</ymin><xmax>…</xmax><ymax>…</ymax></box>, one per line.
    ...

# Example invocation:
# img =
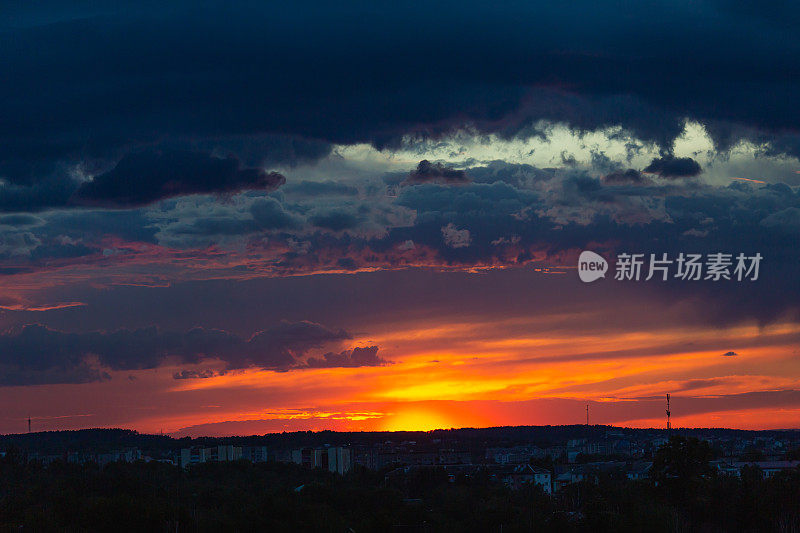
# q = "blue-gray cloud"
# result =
<box><xmin>405</xmin><ymin>160</ymin><xmax>470</xmax><ymax>185</ymax></box>
<box><xmin>0</xmin><ymin>320</ymin><xmax>361</xmax><ymax>385</ymax></box>
<box><xmin>3</xmin><ymin>0</ymin><xmax>800</xmax><ymax>193</ymax></box>
<box><xmin>643</xmin><ymin>156</ymin><xmax>703</xmax><ymax>178</ymax></box>
<box><xmin>74</xmin><ymin>150</ymin><xmax>285</xmax><ymax>207</ymax></box>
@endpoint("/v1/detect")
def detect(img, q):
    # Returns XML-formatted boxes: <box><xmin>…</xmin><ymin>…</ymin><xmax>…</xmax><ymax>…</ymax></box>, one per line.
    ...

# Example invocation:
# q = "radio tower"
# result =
<box><xmin>665</xmin><ymin>394</ymin><xmax>671</xmax><ymax>433</ymax></box>
<box><xmin>27</xmin><ymin>415</ymin><xmax>31</xmax><ymax>433</ymax></box>
<box><xmin>586</xmin><ymin>404</ymin><xmax>589</xmax><ymax>426</ymax></box>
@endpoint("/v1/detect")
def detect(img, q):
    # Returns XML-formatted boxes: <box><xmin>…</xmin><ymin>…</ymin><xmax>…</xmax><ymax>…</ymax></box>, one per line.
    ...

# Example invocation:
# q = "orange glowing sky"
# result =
<box><xmin>2</xmin><ymin>272</ymin><xmax>797</xmax><ymax>437</ymax></box>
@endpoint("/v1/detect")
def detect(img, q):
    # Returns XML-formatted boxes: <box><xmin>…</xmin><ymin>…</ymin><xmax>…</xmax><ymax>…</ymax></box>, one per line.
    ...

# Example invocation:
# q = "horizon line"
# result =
<box><xmin>4</xmin><ymin>423</ymin><xmax>800</xmax><ymax>439</ymax></box>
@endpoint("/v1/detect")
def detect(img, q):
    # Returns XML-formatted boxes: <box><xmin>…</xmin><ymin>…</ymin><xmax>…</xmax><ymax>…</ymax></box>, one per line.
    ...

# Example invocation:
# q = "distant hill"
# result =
<box><xmin>2</xmin><ymin>425</ymin><xmax>799</xmax><ymax>455</ymax></box>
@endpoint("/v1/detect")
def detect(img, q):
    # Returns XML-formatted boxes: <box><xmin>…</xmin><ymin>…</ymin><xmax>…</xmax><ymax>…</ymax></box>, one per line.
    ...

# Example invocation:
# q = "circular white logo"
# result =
<box><xmin>578</xmin><ymin>251</ymin><xmax>608</xmax><ymax>282</ymax></box>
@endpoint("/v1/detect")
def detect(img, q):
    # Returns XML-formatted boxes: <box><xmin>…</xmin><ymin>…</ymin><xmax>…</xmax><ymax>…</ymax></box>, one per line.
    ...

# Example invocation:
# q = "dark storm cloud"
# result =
<box><xmin>0</xmin><ymin>214</ymin><xmax>44</xmax><ymax>227</ymax></box>
<box><xmin>760</xmin><ymin>207</ymin><xmax>800</xmax><ymax>232</ymax></box>
<box><xmin>603</xmin><ymin>169</ymin><xmax>646</xmax><ymax>184</ymax></box>
<box><xmin>0</xmin><ymin>176</ymin><xmax>80</xmax><ymax>212</ymax></box>
<box><xmin>405</xmin><ymin>160</ymin><xmax>470</xmax><ymax>185</ymax></box>
<box><xmin>283</xmin><ymin>181</ymin><xmax>359</xmax><ymax>197</ymax></box>
<box><xmin>73</xmin><ymin>150</ymin><xmax>285</xmax><ymax>207</ymax></box>
<box><xmin>305</xmin><ymin>346</ymin><xmax>389</xmax><ymax>368</ymax></box>
<box><xmin>188</xmin><ymin>135</ymin><xmax>332</xmax><ymax>169</ymax></box>
<box><xmin>226</xmin><ymin>320</ymin><xmax>350</xmax><ymax>369</ymax></box>
<box><xmin>676</xmin><ymin>378</ymin><xmax>726</xmax><ymax>392</ymax></box>
<box><xmin>643</xmin><ymin>156</ymin><xmax>703</xmax><ymax>179</ymax></box>
<box><xmin>46</xmin><ymin>209</ymin><xmax>158</xmax><ymax>244</ymax></box>
<box><xmin>173</xmin><ymin>369</ymin><xmax>221</xmax><ymax>379</ymax></box>
<box><xmin>309</xmin><ymin>211</ymin><xmax>363</xmax><ymax>232</ymax></box>
<box><xmin>249</xmin><ymin>197</ymin><xmax>302</xmax><ymax>230</ymax></box>
<box><xmin>4</xmin><ymin>0</ymin><xmax>800</xmax><ymax>190</ymax></box>
<box><xmin>0</xmin><ymin>323</ymin><xmax>232</xmax><ymax>384</ymax></box>
<box><xmin>0</xmin><ymin>320</ymin><xmax>361</xmax><ymax>385</ymax></box>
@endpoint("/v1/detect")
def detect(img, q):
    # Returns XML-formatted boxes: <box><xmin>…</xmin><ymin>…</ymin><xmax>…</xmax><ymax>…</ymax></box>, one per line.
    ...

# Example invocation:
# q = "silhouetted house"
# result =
<box><xmin>180</xmin><ymin>445</ymin><xmax>242</xmax><ymax>468</ymax></box>
<box><xmin>553</xmin><ymin>461</ymin><xmax>635</xmax><ymax>491</ymax></box>
<box><xmin>313</xmin><ymin>448</ymin><xmax>329</xmax><ymax>470</ymax></box>
<box><xmin>97</xmin><ymin>448</ymin><xmax>141</xmax><ymax>466</ymax></box>
<box><xmin>328</xmin><ymin>446</ymin><xmax>352</xmax><ymax>475</ymax></box>
<box><xmin>716</xmin><ymin>460</ymin><xmax>800</xmax><ymax>478</ymax></box>
<box><xmin>497</xmin><ymin>464</ymin><xmax>552</xmax><ymax>493</ymax></box>
<box><xmin>625</xmin><ymin>461</ymin><xmax>652</xmax><ymax>480</ymax></box>
<box><xmin>398</xmin><ymin>451</ymin><xmax>437</xmax><ymax>466</ymax></box>
<box><xmin>240</xmin><ymin>446</ymin><xmax>268</xmax><ymax>462</ymax></box>
<box><xmin>181</xmin><ymin>446</ymin><xmax>204</xmax><ymax>467</ymax></box>
<box><xmin>291</xmin><ymin>447</ymin><xmax>314</xmax><ymax>468</ymax></box>
<box><xmin>204</xmin><ymin>445</ymin><xmax>242</xmax><ymax>462</ymax></box>
<box><xmin>553</xmin><ymin>471</ymin><xmax>583</xmax><ymax>492</ymax></box>
<box><xmin>486</xmin><ymin>446</ymin><xmax>543</xmax><ymax>464</ymax></box>
<box><xmin>352</xmin><ymin>445</ymin><xmax>376</xmax><ymax>469</ymax></box>
<box><xmin>438</xmin><ymin>449</ymin><xmax>471</xmax><ymax>464</ymax></box>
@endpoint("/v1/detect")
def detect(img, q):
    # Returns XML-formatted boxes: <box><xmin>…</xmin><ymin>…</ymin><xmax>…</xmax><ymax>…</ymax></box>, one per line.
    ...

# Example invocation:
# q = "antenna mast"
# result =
<box><xmin>666</xmin><ymin>394</ymin><xmax>671</xmax><ymax>432</ymax></box>
<box><xmin>586</xmin><ymin>404</ymin><xmax>589</xmax><ymax>426</ymax></box>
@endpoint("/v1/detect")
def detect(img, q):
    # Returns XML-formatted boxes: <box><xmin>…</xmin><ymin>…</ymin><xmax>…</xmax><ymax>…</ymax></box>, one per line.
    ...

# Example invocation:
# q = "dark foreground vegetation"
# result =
<box><xmin>1</xmin><ymin>437</ymin><xmax>799</xmax><ymax>532</ymax></box>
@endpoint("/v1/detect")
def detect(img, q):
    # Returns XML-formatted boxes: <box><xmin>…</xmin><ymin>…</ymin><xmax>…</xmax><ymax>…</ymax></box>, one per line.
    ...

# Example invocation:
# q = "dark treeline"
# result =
<box><xmin>1</xmin><ymin>437</ymin><xmax>799</xmax><ymax>532</ymax></box>
<box><xmin>3</xmin><ymin>425</ymin><xmax>800</xmax><ymax>456</ymax></box>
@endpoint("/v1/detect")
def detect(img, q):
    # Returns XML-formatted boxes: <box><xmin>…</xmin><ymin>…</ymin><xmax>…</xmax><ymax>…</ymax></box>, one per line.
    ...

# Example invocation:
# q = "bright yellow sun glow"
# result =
<box><xmin>382</xmin><ymin>408</ymin><xmax>454</xmax><ymax>432</ymax></box>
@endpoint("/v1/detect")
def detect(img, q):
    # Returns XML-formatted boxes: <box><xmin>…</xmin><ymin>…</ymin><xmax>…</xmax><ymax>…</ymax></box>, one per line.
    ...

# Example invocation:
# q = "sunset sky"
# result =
<box><xmin>1</xmin><ymin>1</ymin><xmax>799</xmax><ymax>436</ymax></box>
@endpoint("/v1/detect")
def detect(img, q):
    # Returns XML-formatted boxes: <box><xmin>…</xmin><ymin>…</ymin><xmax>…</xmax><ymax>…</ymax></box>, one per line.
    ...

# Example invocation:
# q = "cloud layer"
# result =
<box><xmin>3</xmin><ymin>0</ymin><xmax>800</xmax><ymax>197</ymax></box>
<box><xmin>1</xmin><ymin>158</ymin><xmax>798</xmax><ymax>324</ymax></box>
<box><xmin>0</xmin><ymin>321</ymin><xmax>387</xmax><ymax>385</ymax></box>
<box><xmin>74</xmin><ymin>150</ymin><xmax>286</xmax><ymax>207</ymax></box>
